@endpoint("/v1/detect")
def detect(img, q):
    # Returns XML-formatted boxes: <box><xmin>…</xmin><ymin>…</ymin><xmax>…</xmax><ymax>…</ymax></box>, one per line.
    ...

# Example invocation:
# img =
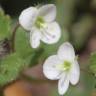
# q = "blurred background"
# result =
<box><xmin>0</xmin><ymin>0</ymin><xmax>96</xmax><ymax>96</ymax></box>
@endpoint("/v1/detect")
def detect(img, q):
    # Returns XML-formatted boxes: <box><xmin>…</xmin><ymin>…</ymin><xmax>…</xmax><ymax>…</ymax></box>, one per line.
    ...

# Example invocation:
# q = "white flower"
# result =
<box><xmin>19</xmin><ymin>4</ymin><xmax>61</xmax><ymax>48</ymax></box>
<box><xmin>43</xmin><ymin>42</ymin><xmax>80</xmax><ymax>95</ymax></box>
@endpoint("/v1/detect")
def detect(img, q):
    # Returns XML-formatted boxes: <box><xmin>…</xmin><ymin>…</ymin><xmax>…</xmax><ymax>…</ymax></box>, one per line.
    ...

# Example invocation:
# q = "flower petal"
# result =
<box><xmin>58</xmin><ymin>42</ymin><xmax>75</xmax><ymax>61</ymax></box>
<box><xmin>30</xmin><ymin>27</ymin><xmax>41</xmax><ymax>48</ymax></box>
<box><xmin>38</xmin><ymin>4</ymin><xmax>56</xmax><ymax>22</ymax></box>
<box><xmin>41</xmin><ymin>22</ymin><xmax>61</xmax><ymax>44</ymax></box>
<box><xmin>19</xmin><ymin>7</ymin><xmax>38</xmax><ymax>31</ymax></box>
<box><xmin>69</xmin><ymin>60</ymin><xmax>80</xmax><ymax>85</ymax></box>
<box><xmin>43</xmin><ymin>55</ymin><xmax>63</xmax><ymax>80</ymax></box>
<box><xmin>58</xmin><ymin>75</ymin><xmax>69</xmax><ymax>95</ymax></box>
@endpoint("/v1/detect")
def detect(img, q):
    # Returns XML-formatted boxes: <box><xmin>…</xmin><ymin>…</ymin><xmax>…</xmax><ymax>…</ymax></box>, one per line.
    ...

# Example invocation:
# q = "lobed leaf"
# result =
<box><xmin>0</xmin><ymin>53</ymin><xmax>25</xmax><ymax>86</ymax></box>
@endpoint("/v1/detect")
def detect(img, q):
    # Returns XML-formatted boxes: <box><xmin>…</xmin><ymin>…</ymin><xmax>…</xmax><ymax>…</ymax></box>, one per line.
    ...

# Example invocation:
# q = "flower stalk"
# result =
<box><xmin>11</xmin><ymin>22</ymin><xmax>20</xmax><ymax>52</ymax></box>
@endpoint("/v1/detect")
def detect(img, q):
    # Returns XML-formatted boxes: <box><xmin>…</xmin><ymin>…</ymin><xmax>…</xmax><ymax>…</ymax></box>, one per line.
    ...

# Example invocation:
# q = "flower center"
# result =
<box><xmin>56</xmin><ymin>61</ymin><xmax>71</xmax><ymax>71</ymax></box>
<box><xmin>35</xmin><ymin>16</ymin><xmax>46</xmax><ymax>29</ymax></box>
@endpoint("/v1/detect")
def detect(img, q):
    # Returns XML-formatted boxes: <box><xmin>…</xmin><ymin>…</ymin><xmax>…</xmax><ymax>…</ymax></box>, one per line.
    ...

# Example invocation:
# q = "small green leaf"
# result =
<box><xmin>0</xmin><ymin>9</ymin><xmax>11</xmax><ymax>41</ymax></box>
<box><xmin>15</xmin><ymin>27</ymin><xmax>43</xmax><ymax>67</ymax></box>
<box><xmin>0</xmin><ymin>53</ymin><xmax>25</xmax><ymax>86</ymax></box>
<box><xmin>15</xmin><ymin>28</ymin><xmax>33</xmax><ymax>65</ymax></box>
<box><xmin>15</xmin><ymin>27</ymin><xmax>33</xmax><ymax>59</ymax></box>
<box><xmin>89</xmin><ymin>52</ymin><xmax>96</xmax><ymax>76</ymax></box>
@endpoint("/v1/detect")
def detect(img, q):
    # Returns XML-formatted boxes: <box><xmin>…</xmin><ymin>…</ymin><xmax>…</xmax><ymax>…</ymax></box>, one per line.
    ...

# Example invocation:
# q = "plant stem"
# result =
<box><xmin>11</xmin><ymin>22</ymin><xmax>20</xmax><ymax>52</ymax></box>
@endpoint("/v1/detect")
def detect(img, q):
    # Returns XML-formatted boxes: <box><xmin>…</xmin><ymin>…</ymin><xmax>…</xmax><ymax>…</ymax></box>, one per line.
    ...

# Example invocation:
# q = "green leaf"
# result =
<box><xmin>15</xmin><ymin>28</ymin><xmax>32</xmax><ymax>58</ymax></box>
<box><xmin>89</xmin><ymin>52</ymin><xmax>96</xmax><ymax>76</ymax></box>
<box><xmin>0</xmin><ymin>9</ymin><xmax>11</xmax><ymax>41</ymax></box>
<box><xmin>15</xmin><ymin>27</ymin><xmax>43</xmax><ymax>67</ymax></box>
<box><xmin>0</xmin><ymin>53</ymin><xmax>25</xmax><ymax>86</ymax></box>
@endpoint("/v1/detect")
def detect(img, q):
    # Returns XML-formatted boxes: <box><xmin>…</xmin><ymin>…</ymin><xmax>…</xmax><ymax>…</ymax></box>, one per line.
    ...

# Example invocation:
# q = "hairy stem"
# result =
<box><xmin>11</xmin><ymin>22</ymin><xmax>20</xmax><ymax>52</ymax></box>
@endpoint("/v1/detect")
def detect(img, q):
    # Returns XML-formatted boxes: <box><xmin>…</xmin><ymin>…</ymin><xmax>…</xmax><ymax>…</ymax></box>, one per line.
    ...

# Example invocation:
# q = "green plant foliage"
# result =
<box><xmin>15</xmin><ymin>27</ymin><xmax>32</xmax><ymax>58</ymax></box>
<box><xmin>89</xmin><ymin>52</ymin><xmax>96</xmax><ymax>76</ymax></box>
<box><xmin>0</xmin><ymin>53</ymin><xmax>25</xmax><ymax>86</ymax></box>
<box><xmin>0</xmin><ymin>9</ymin><xmax>11</xmax><ymax>41</ymax></box>
<box><xmin>15</xmin><ymin>27</ymin><xmax>44</xmax><ymax>67</ymax></box>
<box><xmin>15</xmin><ymin>27</ymin><xmax>34</xmax><ymax>66</ymax></box>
